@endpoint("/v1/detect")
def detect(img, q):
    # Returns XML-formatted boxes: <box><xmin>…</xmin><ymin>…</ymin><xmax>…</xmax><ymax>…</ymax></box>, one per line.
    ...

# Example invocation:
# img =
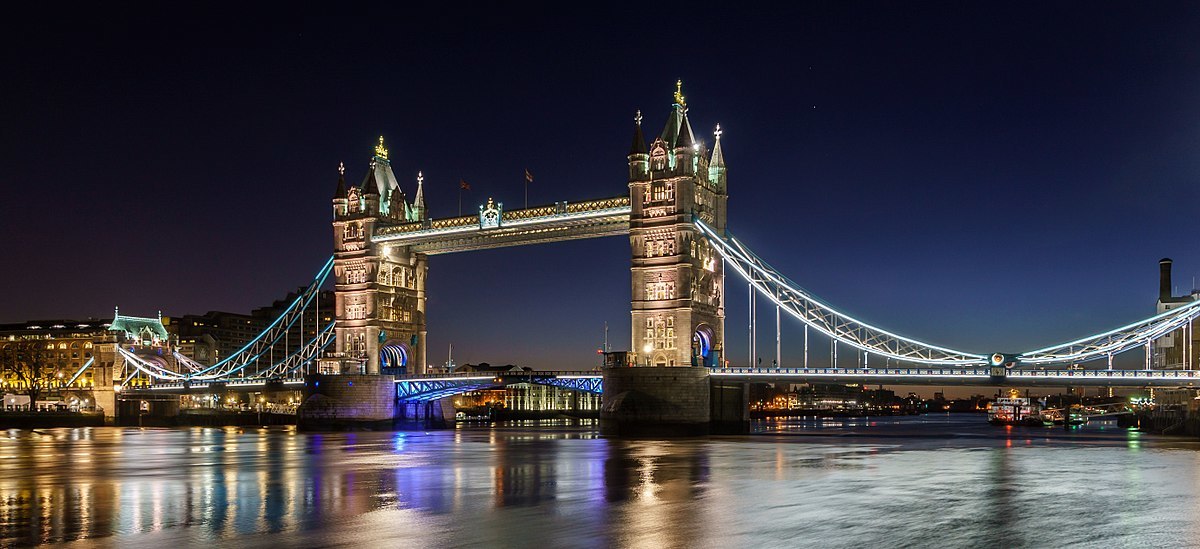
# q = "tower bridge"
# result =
<box><xmin>93</xmin><ymin>82</ymin><xmax>1200</xmax><ymax>433</ymax></box>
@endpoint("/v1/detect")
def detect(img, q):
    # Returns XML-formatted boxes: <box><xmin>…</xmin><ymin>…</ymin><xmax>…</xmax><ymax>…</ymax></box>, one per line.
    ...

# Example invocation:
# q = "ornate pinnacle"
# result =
<box><xmin>674</xmin><ymin>80</ymin><xmax>686</xmax><ymax>108</ymax></box>
<box><xmin>417</xmin><ymin>171</ymin><xmax>424</xmax><ymax>186</ymax></box>
<box><xmin>714</xmin><ymin>123</ymin><xmax>722</xmax><ymax>140</ymax></box>
<box><xmin>374</xmin><ymin>136</ymin><xmax>388</xmax><ymax>159</ymax></box>
<box><xmin>338</xmin><ymin>161</ymin><xmax>345</xmax><ymax>175</ymax></box>
<box><xmin>635</xmin><ymin>109</ymin><xmax>642</xmax><ymax>126</ymax></box>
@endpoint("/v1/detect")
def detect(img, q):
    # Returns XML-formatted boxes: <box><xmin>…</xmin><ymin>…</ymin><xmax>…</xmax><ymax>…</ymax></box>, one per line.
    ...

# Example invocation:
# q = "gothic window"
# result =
<box><xmin>394</xmin><ymin>267</ymin><xmax>405</xmax><ymax>287</ymax></box>
<box><xmin>646</xmin><ymin>281</ymin><xmax>675</xmax><ymax>300</ymax></box>
<box><xmin>349</xmin><ymin>333</ymin><xmax>366</xmax><ymax>353</ymax></box>
<box><xmin>650</xmin><ymin>144</ymin><xmax>667</xmax><ymax>171</ymax></box>
<box><xmin>347</xmin><ymin>266</ymin><xmax>367</xmax><ymax>284</ymax></box>
<box><xmin>346</xmin><ymin>303</ymin><xmax>367</xmax><ymax>320</ymax></box>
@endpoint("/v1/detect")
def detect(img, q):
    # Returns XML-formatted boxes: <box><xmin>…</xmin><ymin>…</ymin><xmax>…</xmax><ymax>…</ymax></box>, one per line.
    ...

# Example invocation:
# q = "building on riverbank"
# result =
<box><xmin>1154</xmin><ymin>258</ymin><xmax>1200</xmax><ymax>369</ymax></box>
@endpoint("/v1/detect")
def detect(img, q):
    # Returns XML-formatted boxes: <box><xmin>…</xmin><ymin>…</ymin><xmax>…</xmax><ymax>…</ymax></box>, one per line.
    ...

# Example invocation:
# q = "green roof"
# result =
<box><xmin>109</xmin><ymin>312</ymin><xmax>169</xmax><ymax>341</ymax></box>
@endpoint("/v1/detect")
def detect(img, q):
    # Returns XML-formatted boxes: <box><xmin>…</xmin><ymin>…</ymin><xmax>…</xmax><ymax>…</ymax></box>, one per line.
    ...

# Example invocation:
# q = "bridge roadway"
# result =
<box><xmin>124</xmin><ymin>367</ymin><xmax>1200</xmax><ymax>400</ymax></box>
<box><xmin>711</xmin><ymin>367</ymin><xmax>1200</xmax><ymax>387</ymax></box>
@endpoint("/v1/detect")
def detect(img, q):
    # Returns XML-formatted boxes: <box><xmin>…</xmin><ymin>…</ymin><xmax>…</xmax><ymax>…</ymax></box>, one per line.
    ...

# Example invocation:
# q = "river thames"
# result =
<box><xmin>3</xmin><ymin>415</ymin><xmax>1199</xmax><ymax>547</ymax></box>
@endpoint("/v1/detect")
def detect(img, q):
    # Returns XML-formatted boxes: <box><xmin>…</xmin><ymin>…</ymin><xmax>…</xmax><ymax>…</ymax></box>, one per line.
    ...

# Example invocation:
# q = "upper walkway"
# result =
<box><xmin>371</xmin><ymin>196</ymin><xmax>631</xmax><ymax>254</ymax></box>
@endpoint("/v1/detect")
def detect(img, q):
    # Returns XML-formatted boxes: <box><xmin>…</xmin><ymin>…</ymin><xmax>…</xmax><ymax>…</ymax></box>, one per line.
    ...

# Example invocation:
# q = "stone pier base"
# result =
<box><xmin>601</xmin><ymin>366</ymin><xmax>712</xmax><ymax>437</ymax></box>
<box><xmin>298</xmin><ymin>374</ymin><xmax>396</xmax><ymax>430</ymax></box>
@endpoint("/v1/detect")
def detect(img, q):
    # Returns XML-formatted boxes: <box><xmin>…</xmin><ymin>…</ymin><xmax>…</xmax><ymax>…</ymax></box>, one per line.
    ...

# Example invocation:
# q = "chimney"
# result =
<box><xmin>1160</xmin><ymin>258</ymin><xmax>1174</xmax><ymax>301</ymax></box>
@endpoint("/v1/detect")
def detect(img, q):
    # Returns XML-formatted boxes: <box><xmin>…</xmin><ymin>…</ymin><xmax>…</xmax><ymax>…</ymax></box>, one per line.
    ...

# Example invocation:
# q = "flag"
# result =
<box><xmin>524</xmin><ymin>169</ymin><xmax>533</xmax><ymax>183</ymax></box>
<box><xmin>459</xmin><ymin>179</ymin><xmax>471</xmax><ymax>190</ymax></box>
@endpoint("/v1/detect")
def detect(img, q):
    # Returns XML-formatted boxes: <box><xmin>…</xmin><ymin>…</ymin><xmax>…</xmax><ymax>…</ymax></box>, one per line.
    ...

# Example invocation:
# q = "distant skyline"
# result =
<box><xmin>3</xmin><ymin>4</ymin><xmax>1200</xmax><ymax>373</ymax></box>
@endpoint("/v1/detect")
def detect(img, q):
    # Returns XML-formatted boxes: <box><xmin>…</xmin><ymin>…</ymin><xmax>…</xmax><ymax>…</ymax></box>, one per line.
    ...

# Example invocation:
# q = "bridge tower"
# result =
<box><xmin>628</xmin><ymin>81</ymin><xmax>728</xmax><ymax>368</ymax></box>
<box><xmin>329</xmin><ymin>138</ymin><xmax>429</xmax><ymax>375</ymax></box>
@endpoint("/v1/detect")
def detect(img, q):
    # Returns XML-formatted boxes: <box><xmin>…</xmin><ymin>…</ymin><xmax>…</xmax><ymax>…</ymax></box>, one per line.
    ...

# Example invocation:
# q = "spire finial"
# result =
<box><xmin>338</xmin><ymin>161</ymin><xmax>345</xmax><ymax>176</ymax></box>
<box><xmin>674</xmin><ymin>80</ymin><xmax>686</xmax><ymax>107</ymax></box>
<box><xmin>375</xmin><ymin>136</ymin><xmax>388</xmax><ymax>159</ymax></box>
<box><xmin>635</xmin><ymin>110</ymin><xmax>642</xmax><ymax>126</ymax></box>
<box><xmin>714</xmin><ymin>123</ymin><xmax>722</xmax><ymax>140</ymax></box>
<box><xmin>417</xmin><ymin>171</ymin><xmax>424</xmax><ymax>186</ymax></box>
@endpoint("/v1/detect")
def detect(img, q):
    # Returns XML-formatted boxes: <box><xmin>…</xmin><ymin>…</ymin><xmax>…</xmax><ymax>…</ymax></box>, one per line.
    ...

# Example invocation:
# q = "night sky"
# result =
<box><xmin>4</xmin><ymin>4</ymin><xmax>1200</xmax><ymax>374</ymax></box>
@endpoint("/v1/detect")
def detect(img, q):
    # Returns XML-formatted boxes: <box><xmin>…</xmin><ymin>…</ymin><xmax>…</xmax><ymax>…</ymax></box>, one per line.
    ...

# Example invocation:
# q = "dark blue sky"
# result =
<box><xmin>3</xmin><ymin>3</ymin><xmax>1199</xmax><ymax>371</ymax></box>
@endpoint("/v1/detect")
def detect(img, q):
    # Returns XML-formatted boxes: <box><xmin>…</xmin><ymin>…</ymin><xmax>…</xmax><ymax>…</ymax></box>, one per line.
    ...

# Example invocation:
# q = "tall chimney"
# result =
<box><xmin>1160</xmin><ymin>258</ymin><xmax>1174</xmax><ymax>301</ymax></box>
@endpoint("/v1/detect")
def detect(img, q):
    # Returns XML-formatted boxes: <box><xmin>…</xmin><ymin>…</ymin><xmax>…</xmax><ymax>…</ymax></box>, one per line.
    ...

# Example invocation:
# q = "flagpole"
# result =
<box><xmin>458</xmin><ymin>187</ymin><xmax>462</xmax><ymax>216</ymax></box>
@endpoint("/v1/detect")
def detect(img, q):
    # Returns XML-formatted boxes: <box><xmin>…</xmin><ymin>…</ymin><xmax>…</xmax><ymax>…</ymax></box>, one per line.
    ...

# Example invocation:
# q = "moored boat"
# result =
<box><xmin>987</xmin><ymin>397</ymin><xmax>1044</xmax><ymax>426</ymax></box>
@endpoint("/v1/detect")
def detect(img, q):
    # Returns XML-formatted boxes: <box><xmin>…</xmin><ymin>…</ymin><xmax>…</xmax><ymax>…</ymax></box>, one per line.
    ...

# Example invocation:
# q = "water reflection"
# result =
<box><xmin>1</xmin><ymin>417</ymin><xmax>1200</xmax><ymax>546</ymax></box>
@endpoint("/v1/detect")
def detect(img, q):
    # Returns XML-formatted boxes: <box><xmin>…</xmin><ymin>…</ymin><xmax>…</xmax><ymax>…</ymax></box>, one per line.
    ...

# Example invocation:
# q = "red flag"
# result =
<box><xmin>524</xmin><ymin>169</ymin><xmax>533</xmax><ymax>183</ymax></box>
<box><xmin>459</xmin><ymin>179</ymin><xmax>471</xmax><ymax>190</ymax></box>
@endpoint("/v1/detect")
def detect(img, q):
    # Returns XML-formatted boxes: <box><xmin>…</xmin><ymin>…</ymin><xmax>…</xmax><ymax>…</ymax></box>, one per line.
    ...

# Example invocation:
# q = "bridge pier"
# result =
<box><xmin>602</xmin><ymin>366</ymin><xmax>748</xmax><ymax>436</ymax></box>
<box><xmin>710</xmin><ymin>379</ymin><xmax>751</xmax><ymax>434</ymax></box>
<box><xmin>297</xmin><ymin>374</ymin><xmax>397</xmax><ymax>430</ymax></box>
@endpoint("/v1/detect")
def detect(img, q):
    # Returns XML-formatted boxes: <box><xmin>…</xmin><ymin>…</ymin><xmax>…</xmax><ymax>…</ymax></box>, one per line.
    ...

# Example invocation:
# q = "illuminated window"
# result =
<box><xmin>646</xmin><ymin>281</ymin><xmax>675</xmax><ymax>300</ymax></box>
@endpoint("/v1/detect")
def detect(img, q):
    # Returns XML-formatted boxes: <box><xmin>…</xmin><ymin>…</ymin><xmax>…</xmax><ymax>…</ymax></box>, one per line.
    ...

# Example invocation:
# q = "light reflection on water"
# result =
<box><xmin>1</xmin><ymin>415</ymin><xmax>1199</xmax><ymax>547</ymax></box>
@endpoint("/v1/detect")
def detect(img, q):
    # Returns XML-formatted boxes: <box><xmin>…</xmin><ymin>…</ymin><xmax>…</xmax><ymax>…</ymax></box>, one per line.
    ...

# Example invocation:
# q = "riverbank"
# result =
<box><xmin>751</xmin><ymin>409</ymin><xmax>931</xmax><ymax>419</ymax></box>
<box><xmin>1125</xmin><ymin>409</ymin><xmax>1200</xmax><ymax>437</ymax></box>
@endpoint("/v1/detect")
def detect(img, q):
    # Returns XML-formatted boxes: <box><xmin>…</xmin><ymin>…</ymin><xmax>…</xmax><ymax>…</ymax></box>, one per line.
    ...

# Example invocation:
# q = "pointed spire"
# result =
<box><xmin>675</xmin><ymin>110</ymin><xmax>695</xmax><ymax>150</ymax></box>
<box><xmin>660</xmin><ymin>80</ymin><xmax>687</xmax><ymax>147</ymax></box>
<box><xmin>360</xmin><ymin>160</ymin><xmax>380</xmax><ymax>195</ymax></box>
<box><xmin>414</xmin><ymin>171</ymin><xmax>426</xmax><ymax>220</ymax></box>
<box><xmin>333</xmin><ymin>162</ymin><xmax>348</xmax><ymax>200</ymax></box>
<box><xmin>629</xmin><ymin>110</ymin><xmax>647</xmax><ymax>155</ymax></box>
<box><xmin>710</xmin><ymin>124</ymin><xmax>725</xmax><ymax>168</ymax></box>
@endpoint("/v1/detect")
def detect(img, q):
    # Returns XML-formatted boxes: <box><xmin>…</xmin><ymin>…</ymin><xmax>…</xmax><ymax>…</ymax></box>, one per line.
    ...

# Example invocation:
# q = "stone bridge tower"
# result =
<box><xmin>329</xmin><ymin>138</ymin><xmax>428</xmax><ymax>375</ymax></box>
<box><xmin>628</xmin><ymin>82</ymin><xmax>728</xmax><ymax>368</ymax></box>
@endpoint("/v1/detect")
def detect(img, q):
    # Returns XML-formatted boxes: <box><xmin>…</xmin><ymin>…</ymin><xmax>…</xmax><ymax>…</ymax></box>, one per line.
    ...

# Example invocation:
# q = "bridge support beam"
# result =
<box><xmin>601</xmin><ymin>366</ymin><xmax>712</xmax><ymax>436</ymax></box>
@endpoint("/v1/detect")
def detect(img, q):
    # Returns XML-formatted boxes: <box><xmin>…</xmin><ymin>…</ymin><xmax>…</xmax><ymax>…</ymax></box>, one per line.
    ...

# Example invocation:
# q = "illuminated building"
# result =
<box><xmin>628</xmin><ymin>81</ymin><xmax>728</xmax><ymax>367</ymax></box>
<box><xmin>0</xmin><ymin>319</ymin><xmax>108</xmax><ymax>394</ymax></box>
<box><xmin>326</xmin><ymin>142</ymin><xmax>429</xmax><ymax>375</ymax></box>
<box><xmin>1154</xmin><ymin>258</ymin><xmax>1199</xmax><ymax>369</ymax></box>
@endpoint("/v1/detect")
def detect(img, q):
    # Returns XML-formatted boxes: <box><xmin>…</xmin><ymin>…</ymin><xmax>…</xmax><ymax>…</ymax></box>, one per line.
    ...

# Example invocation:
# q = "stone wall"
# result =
<box><xmin>710</xmin><ymin>380</ymin><xmax>750</xmax><ymax>434</ymax></box>
<box><xmin>298</xmin><ymin>374</ymin><xmax>396</xmax><ymax>430</ymax></box>
<box><xmin>601</xmin><ymin>366</ymin><xmax>711</xmax><ymax>436</ymax></box>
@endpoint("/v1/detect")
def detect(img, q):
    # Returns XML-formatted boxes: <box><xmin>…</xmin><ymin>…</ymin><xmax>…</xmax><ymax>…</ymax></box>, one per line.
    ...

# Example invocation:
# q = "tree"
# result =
<box><xmin>0</xmin><ymin>341</ymin><xmax>68</xmax><ymax>407</ymax></box>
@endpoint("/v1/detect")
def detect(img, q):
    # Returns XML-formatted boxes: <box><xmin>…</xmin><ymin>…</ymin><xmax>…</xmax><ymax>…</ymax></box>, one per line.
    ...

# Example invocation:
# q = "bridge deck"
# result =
<box><xmin>712</xmin><ymin>367</ymin><xmax>1200</xmax><ymax>387</ymax></box>
<box><xmin>372</xmin><ymin>197</ymin><xmax>631</xmax><ymax>254</ymax></box>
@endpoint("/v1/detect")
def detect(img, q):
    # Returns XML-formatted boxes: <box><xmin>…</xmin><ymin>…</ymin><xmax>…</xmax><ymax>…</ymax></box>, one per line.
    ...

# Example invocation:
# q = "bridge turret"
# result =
<box><xmin>628</xmin><ymin>110</ymin><xmax>649</xmax><ymax>182</ymax></box>
<box><xmin>332</xmin><ymin>162</ymin><xmax>348</xmax><ymax>217</ymax></box>
<box><xmin>359</xmin><ymin>161</ymin><xmax>381</xmax><ymax>216</ymax></box>
<box><xmin>673</xmin><ymin>110</ymin><xmax>696</xmax><ymax>176</ymax></box>
<box><xmin>412</xmin><ymin>171</ymin><xmax>427</xmax><ymax>221</ymax></box>
<box><xmin>708</xmin><ymin>124</ymin><xmax>725</xmax><ymax>190</ymax></box>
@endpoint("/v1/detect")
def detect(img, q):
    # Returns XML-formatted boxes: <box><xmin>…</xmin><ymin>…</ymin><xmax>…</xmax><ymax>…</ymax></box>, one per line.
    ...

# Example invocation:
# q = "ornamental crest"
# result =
<box><xmin>479</xmin><ymin>197</ymin><xmax>503</xmax><ymax>229</ymax></box>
